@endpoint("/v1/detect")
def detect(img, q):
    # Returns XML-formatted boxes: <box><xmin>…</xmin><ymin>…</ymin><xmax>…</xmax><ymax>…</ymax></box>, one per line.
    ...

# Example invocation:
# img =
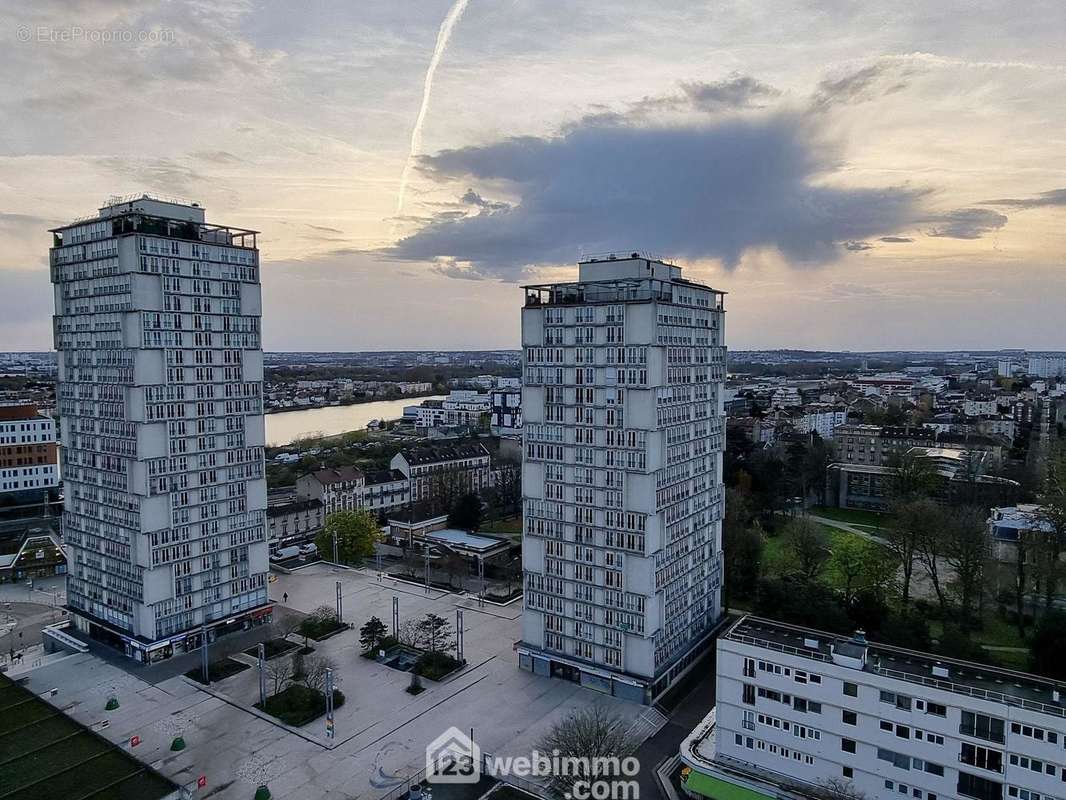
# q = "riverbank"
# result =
<box><xmin>265</xmin><ymin>395</ymin><xmax>445</xmax><ymax>446</ymax></box>
<box><xmin>264</xmin><ymin>391</ymin><xmax>438</xmax><ymax>414</ymax></box>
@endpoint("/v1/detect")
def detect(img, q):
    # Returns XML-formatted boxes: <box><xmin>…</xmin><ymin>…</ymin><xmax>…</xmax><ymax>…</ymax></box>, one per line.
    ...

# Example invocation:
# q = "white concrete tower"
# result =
<box><xmin>517</xmin><ymin>253</ymin><xmax>727</xmax><ymax>702</ymax></box>
<box><xmin>50</xmin><ymin>195</ymin><xmax>271</xmax><ymax>662</ymax></box>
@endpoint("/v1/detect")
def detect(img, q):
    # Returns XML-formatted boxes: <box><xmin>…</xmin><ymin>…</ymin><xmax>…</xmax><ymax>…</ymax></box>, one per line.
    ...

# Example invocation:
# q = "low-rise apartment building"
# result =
<box><xmin>682</xmin><ymin>615</ymin><xmax>1066</xmax><ymax>800</ymax></box>
<box><xmin>295</xmin><ymin>466</ymin><xmax>409</xmax><ymax>517</ymax></box>
<box><xmin>835</xmin><ymin>425</ymin><xmax>937</xmax><ymax>467</ymax></box>
<box><xmin>391</xmin><ymin>443</ymin><xmax>491</xmax><ymax>505</ymax></box>
<box><xmin>0</xmin><ymin>403</ymin><xmax>59</xmax><ymax>502</ymax></box>
<box><xmin>266</xmin><ymin>498</ymin><xmax>324</xmax><ymax>552</ymax></box>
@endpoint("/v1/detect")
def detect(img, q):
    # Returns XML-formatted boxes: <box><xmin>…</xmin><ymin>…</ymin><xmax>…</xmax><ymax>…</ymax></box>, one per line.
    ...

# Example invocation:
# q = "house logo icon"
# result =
<box><xmin>426</xmin><ymin>727</ymin><xmax>480</xmax><ymax>784</ymax></box>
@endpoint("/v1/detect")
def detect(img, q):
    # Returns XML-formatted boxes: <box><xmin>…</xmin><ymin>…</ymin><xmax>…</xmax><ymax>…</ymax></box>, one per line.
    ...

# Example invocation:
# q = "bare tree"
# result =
<box><xmin>915</xmin><ymin>506</ymin><xmax>950</xmax><ymax>615</ymax></box>
<box><xmin>535</xmin><ymin>704</ymin><xmax>638</xmax><ymax>798</ymax></box>
<box><xmin>784</xmin><ymin>515</ymin><xmax>830</xmax><ymax>582</ymax></box>
<box><xmin>943</xmin><ymin>507</ymin><xmax>990</xmax><ymax>629</ymax></box>
<box><xmin>886</xmin><ymin>448</ymin><xmax>936</xmax><ymax>503</ymax></box>
<box><xmin>397</xmin><ymin>619</ymin><xmax>424</xmax><ymax>650</ymax></box>
<box><xmin>1035</xmin><ymin>443</ymin><xmax>1066</xmax><ymax>616</ymax></box>
<box><xmin>885</xmin><ymin>498</ymin><xmax>938</xmax><ymax>605</ymax></box>
<box><xmin>817</xmin><ymin>778</ymin><xmax>868</xmax><ymax>800</ymax></box>
<box><xmin>266</xmin><ymin>658</ymin><xmax>293</xmax><ymax>696</ymax></box>
<box><xmin>428</xmin><ymin>466</ymin><xmax>468</xmax><ymax>516</ymax></box>
<box><xmin>300</xmin><ymin>655</ymin><xmax>338</xmax><ymax>693</ymax></box>
<box><xmin>493</xmin><ymin>459</ymin><xmax>521</xmax><ymax>517</ymax></box>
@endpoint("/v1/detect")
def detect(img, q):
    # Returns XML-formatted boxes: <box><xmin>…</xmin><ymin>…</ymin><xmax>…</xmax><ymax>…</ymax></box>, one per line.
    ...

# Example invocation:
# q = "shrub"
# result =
<box><xmin>255</xmin><ymin>685</ymin><xmax>346</xmax><ymax>726</ymax></box>
<box><xmin>415</xmin><ymin>651</ymin><xmax>462</xmax><ymax>681</ymax></box>
<box><xmin>298</xmin><ymin>605</ymin><xmax>346</xmax><ymax>641</ymax></box>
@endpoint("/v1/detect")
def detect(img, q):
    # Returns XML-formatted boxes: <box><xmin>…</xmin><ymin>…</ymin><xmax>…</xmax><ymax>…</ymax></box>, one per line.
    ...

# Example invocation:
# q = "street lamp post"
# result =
<box><xmin>200</xmin><ymin>622</ymin><xmax>210</xmax><ymax>684</ymax></box>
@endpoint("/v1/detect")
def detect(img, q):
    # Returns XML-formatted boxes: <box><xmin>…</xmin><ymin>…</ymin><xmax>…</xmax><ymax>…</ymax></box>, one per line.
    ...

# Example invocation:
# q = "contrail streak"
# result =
<box><xmin>393</xmin><ymin>0</ymin><xmax>471</xmax><ymax>233</ymax></box>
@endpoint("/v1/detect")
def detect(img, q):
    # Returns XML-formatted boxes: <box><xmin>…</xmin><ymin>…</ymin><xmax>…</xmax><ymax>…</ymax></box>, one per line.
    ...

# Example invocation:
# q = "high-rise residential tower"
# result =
<box><xmin>517</xmin><ymin>254</ymin><xmax>727</xmax><ymax>702</ymax></box>
<box><xmin>50</xmin><ymin>195</ymin><xmax>271</xmax><ymax>662</ymax></box>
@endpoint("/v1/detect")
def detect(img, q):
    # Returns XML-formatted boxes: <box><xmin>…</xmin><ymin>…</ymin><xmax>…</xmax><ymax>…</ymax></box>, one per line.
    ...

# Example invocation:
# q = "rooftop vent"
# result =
<box><xmin>853</xmin><ymin>629</ymin><xmax>867</xmax><ymax>644</ymax></box>
<box><xmin>932</xmin><ymin>664</ymin><xmax>950</xmax><ymax>679</ymax></box>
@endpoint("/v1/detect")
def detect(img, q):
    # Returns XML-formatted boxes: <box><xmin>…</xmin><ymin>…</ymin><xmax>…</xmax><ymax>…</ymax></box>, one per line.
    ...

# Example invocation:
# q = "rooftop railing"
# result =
<box><xmin>524</xmin><ymin>279</ymin><xmax>673</xmax><ymax>307</ymax></box>
<box><xmin>871</xmin><ymin>663</ymin><xmax>1066</xmax><ymax>719</ymax></box>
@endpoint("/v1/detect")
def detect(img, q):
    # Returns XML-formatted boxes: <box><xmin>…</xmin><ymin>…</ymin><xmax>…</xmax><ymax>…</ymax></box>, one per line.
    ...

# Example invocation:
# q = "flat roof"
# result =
<box><xmin>725</xmin><ymin>616</ymin><xmax>1066</xmax><ymax>719</ymax></box>
<box><xmin>427</xmin><ymin>529</ymin><xmax>508</xmax><ymax>552</ymax></box>
<box><xmin>0</xmin><ymin>672</ymin><xmax>181</xmax><ymax>799</ymax></box>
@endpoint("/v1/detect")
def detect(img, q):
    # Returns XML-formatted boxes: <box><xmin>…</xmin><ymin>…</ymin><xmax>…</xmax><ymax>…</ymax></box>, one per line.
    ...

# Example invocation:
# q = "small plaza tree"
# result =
<box><xmin>360</xmin><ymin>616</ymin><xmax>389</xmax><ymax>654</ymax></box>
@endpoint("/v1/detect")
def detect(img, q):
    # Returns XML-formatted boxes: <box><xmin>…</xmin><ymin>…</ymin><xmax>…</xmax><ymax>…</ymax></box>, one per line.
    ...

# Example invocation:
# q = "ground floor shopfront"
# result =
<box><xmin>70</xmin><ymin>604</ymin><xmax>274</xmax><ymax>664</ymax></box>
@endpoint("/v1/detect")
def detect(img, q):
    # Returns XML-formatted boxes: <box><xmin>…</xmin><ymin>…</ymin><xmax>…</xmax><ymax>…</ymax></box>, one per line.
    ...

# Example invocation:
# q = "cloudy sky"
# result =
<box><xmin>2</xmin><ymin>0</ymin><xmax>1065</xmax><ymax>352</ymax></box>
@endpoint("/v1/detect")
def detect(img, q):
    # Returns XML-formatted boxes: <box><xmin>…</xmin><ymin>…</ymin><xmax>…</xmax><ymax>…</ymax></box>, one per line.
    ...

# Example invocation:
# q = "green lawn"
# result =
<box><xmin>482</xmin><ymin>515</ymin><xmax>522</xmax><ymax>535</ymax></box>
<box><xmin>763</xmin><ymin>524</ymin><xmax>893</xmax><ymax>594</ymax></box>
<box><xmin>810</xmin><ymin>505</ymin><xmax>890</xmax><ymax>528</ymax></box>
<box><xmin>929</xmin><ymin>615</ymin><xmax>1028</xmax><ymax>652</ymax></box>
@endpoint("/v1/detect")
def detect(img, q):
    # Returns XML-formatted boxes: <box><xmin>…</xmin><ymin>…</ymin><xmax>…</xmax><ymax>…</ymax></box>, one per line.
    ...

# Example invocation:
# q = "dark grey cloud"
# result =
<box><xmin>811</xmin><ymin>63</ymin><xmax>912</xmax><ymax>110</ymax></box>
<box><xmin>460</xmin><ymin>189</ymin><xmax>510</xmax><ymax>211</ymax></box>
<box><xmin>577</xmin><ymin>73</ymin><xmax>782</xmax><ymax>126</ymax></box>
<box><xmin>879</xmin><ymin>236</ymin><xmax>914</xmax><ymax>243</ymax></box>
<box><xmin>982</xmin><ymin>188</ymin><xmax>1066</xmax><ymax>209</ymax></box>
<box><xmin>679</xmin><ymin>75</ymin><xmax>782</xmax><ymax>111</ymax></box>
<box><xmin>924</xmin><ymin>208</ymin><xmax>1008</xmax><ymax>239</ymax></box>
<box><xmin>844</xmin><ymin>241</ymin><xmax>874</xmax><ymax>251</ymax></box>
<box><xmin>383</xmin><ymin>112</ymin><xmax>929</xmax><ymax>279</ymax></box>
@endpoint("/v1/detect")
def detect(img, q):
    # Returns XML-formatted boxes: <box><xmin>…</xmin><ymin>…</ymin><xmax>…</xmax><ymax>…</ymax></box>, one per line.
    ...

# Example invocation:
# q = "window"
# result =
<box><xmin>880</xmin><ymin>690</ymin><xmax>913</xmax><ymax>710</ymax></box>
<box><xmin>742</xmin><ymin>684</ymin><xmax>755</xmax><ymax>705</ymax></box>
<box><xmin>842</xmin><ymin>738</ymin><xmax>857</xmax><ymax>754</ymax></box>
<box><xmin>842</xmin><ymin>710</ymin><xmax>857</xmax><ymax>726</ymax></box>
<box><xmin>881</xmin><ymin>721</ymin><xmax>894</xmax><ymax>732</ymax></box>
<box><xmin>843</xmin><ymin>767</ymin><xmax>853</xmax><ymax>779</ymax></box>
<box><xmin>926</xmin><ymin>702</ymin><xmax>947</xmax><ymax>717</ymax></box>
<box><xmin>957</xmin><ymin>772</ymin><xmax>1003</xmax><ymax>800</ymax></box>
<box><xmin>961</xmin><ymin>712</ymin><xmax>1005</xmax><ymax>744</ymax></box>
<box><xmin>843</xmin><ymin>681</ymin><xmax>858</xmax><ymax>697</ymax></box>
<box><xmin>961</xmin><ymin>744</ymin><xmax>1003</xmax><ymax>773</ymax></box>
<box><xmin>896</xmin><ymin>725</ymin><xmax>911</xmax><ymax>739</ymax></box>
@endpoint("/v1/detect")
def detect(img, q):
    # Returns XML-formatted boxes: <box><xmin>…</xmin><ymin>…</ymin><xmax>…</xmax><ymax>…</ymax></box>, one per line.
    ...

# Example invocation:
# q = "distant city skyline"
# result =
<box><xmin>2</xmin><ymin>1</ymin><xmax>1066</xmax><ymax>352</ymax></box>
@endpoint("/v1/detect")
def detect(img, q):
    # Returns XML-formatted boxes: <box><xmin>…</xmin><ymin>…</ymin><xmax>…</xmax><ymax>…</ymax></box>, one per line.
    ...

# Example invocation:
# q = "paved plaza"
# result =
<box><xmin>16</xmin><ymin>563</ymin><xmax>646</xmax><ymax>799</ymax></box>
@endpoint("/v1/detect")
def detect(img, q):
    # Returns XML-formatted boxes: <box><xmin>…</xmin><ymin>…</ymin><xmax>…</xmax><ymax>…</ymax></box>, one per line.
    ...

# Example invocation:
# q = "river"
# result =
<box><xmin>265</xmin><ymin>396</ymin><xmax>446</xmax><ymax>447</ymax></box>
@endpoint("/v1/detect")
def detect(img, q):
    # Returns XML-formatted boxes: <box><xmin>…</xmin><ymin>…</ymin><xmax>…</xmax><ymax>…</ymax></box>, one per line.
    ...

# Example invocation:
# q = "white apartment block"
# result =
<box><xmin>518</xmin><ymin>255</ymin><xmax>726</xmax><ymax>703</ymax></box>
<box><xmin>795</xmin><ymin>407</ymin><xmax>847</xmax><ymax>440</ymax></box>
<box><xmin>682</xmin><ymin>616</ymin><xmax>1066</xmax><ymax>800</ymax></box>
<box><xmin>1027</xmin><ymin>356</ymin><xmax>1066</xmax><ymax>379</ymax></box>
<box><xmin>50</xmin><ymin>195</ymin><xmax>271</xmax><ymax>663</ymax></box>
<box><xmin>0</xmin><ymin>403</ymin><xmax>59</xmax><ymax>497</ymax></box>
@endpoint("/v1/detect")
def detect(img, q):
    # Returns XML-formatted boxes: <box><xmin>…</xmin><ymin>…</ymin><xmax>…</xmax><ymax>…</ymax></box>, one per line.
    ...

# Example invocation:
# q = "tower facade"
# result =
<box><xmin>50</xmin><ymin>195</ymin><xmax>271</xmax><ymax>662</ymax></box>
<box><xmin>517</xmin><ymin>254</ymin><xmax>726</xmax><ymax>702</ymax></box>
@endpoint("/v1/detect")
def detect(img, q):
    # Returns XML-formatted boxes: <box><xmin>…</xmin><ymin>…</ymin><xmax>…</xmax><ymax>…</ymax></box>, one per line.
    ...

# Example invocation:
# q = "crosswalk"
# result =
<box><xmin>625</xmin><ymin>704</ymin><xmax>669</xmax><ymax>743</ymax></box>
